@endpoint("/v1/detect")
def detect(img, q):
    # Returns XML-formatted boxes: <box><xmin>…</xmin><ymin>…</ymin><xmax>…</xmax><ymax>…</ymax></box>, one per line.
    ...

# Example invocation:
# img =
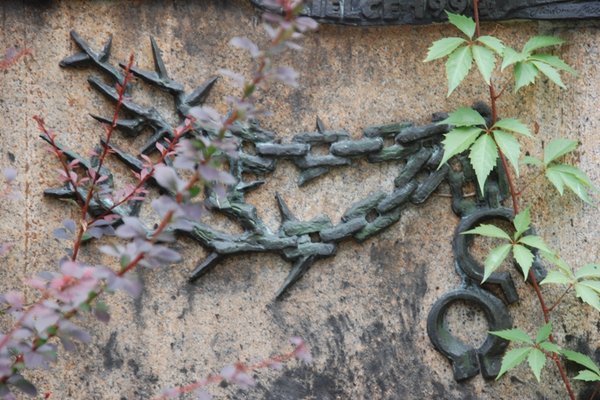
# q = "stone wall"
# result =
<box><xmin>0</xmin><ymin>1</ymin><xmax>598</xmax><ymax>399</ymax></box>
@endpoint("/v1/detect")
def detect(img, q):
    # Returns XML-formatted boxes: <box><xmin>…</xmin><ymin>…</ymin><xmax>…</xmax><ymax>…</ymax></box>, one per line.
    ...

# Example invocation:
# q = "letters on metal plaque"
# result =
<box><xmin>250</xmin><ymin>0</ymin><xmax>600</xmax><ymax>25</ymax></box>
<box><xmin>47</xmin><ymin>31</ymin><xmax>549</xmax><ymax>381</ymax></box>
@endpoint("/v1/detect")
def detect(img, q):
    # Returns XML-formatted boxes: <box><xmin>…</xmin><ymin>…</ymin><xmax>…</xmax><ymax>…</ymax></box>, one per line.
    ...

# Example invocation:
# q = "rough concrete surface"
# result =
<box><xmin>0</xmin><ymin>1</ymin><xmax>599</xmax><ymax>399</ymax></box>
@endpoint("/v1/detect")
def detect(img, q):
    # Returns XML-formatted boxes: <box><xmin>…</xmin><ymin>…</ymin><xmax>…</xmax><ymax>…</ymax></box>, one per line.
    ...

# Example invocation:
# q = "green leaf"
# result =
<box><xmin>519</xmin><ymin>235</ymin><xmax>553</xmax><ymax>254</ymax></box>
<box><xmin>477</xmin><ymin>35</ymin><xmax>505</xmax><ymax>55</ymax></box>
<box><xmin>483</xmin><ymin>243</ymin><xmax>512</xmax><ymax>282</ymax></box>
<box><xmin>446</xmin><ymin>11</ymin><xmax>476</xmax><ymax>39</ymax></box>
<box><xmin>439</xmin><ymin>127</ymin><xmax>483</xmax><ymax>167</ymax></box>
<box><xmin>580</xmin><ymin>280</ymin><xmax>600</xmax><ymax>294</ymax></box>
<box><xmin>439</xmin><ymin>107</ymin><xmax>486</xmax><ymax>127</ymax></box>
<box><xmin>496</xmin><ymin>347</ymin><xmax>532</xmax><ymax>380</ymax></box>
<box><xmin>522</xmin><ymin>36</ymin><xmax>565</xmax><ymax>54</ymax></box>
<box><xmin>546</xmin><ymin>167</ymin><xmax>565</xmax><ymax>195</ymax></box>
<box><xmin>513</xmin><ymin>244</ymin><xmax>534</xmax><ymax>279</ymax></box>
<box><xmin>551</xmin><ymin>164</ymin><xmax>593</xmax><ymax>186</ymax></box>
<box><xmin>574</xmin><ymin>284</ymin><xmax>600</xmax><ymax>312</ymax></box>
<box><xmin>561</xmin><ymin>172</ymin><xmax>593</xmax><ymax>204</ymax></box>
<box><xmin>424</xmin><ymin>37</ymin><xmax>467</xmax><ymax>62</ymax></box>
<box><xmin>493</xmin><ymin>118</ymin><xmax>532</xmax><ymax>137</ymax></box>
<box><xmin>472</xmin><ymin>45</ymin><xmax>495</xmax><ymax>85</ymax></box>
<box><xmin>462</xmin><ymin>224</ymin><xmax>511</xmax><ymax>240</ymax></box>
<box><xmin>574</xmin><ymin>370</ymin><xmax>600</xmax><ymax>382</ymax></box>
<box><xmin>539</xmin><ymin>341</ymin><xmax>561</xmax><ymax>354</ymax></box>
<box><xmin>540</xmin><ymin>270</ymin><xmax>574</xmax><ymax>285</ymax></box>
<box><xmin>188</xmin><ymin>186</ymin><xmax>201</xmax><ymax>198</ymax></box>
<box><xmin>513</xmin><ymin>208</ymin><xmax>531</xmax><ymax>239</ymax></box>
<box><xmin>501</xmin><ymin>47</ymin><xmax>525</xmax><ymax>70</ymax></box>
<box><xmin>493</xmin><ymin>130</ymin><xmax>521</xmax><ymax>177</ymax></box>
<box><xmin>490</xmin><ymin>328</ymin><xmax>533</xmax><ymax>344</ymax></box>
<box><xmin>541</xmin><ymin>252</ymin><xmax>573</xmax><ymax>276</ymax></box>
<box><xmin>119</xmin><ymin>255</ymin><xmax>131</xmax><ymax>269</ymax></box>
<box><xmin>469</xmin><ymin>134</ymin><xmax>498</xmax><ymax>195</ymax></box>
<box><xmin>446</xmin><ymin>45</ymin><xmax>473</xmax><ymax>96</ymax></box>
<box><xmin>528</xmin><ymin>348</ymin><xmax>546</xmax><ymax>382</ymax></box>
<box><xmin>535</xmin><ymin>323</ymin><xmax>552</xmax><ymax>344</ymax></box>
<box><xmin>514</xmin><ymin>61</ymin><xmax>539</xmax><ymax>92</ymax></box>
<box><xmin>532</xmin><ymin>61</ymin><xmax>565</xmax><ymax>89</ymax></box>
<box><xmin>522</xmin><ymin>156</ymin><xmax>543</xmax><ymax>167</ymax></box>
<box><xmin>529</xmin><ymin>54</ymin><xmax>576</xmax><ymax>74</ymax></box>
<box><xmin>561</xmin><ymin>350</ymin><xmax>600</xmax><ymax>375</ymax></box>
<box><xmin>544</xmin><ymin>138</ymin><xmax>578</xmax><ymax>165</ymax></box>
<box><xmin>575</xmin><ymin>264</ymin><xmax>600</xmax><ymax>280</ymax></box>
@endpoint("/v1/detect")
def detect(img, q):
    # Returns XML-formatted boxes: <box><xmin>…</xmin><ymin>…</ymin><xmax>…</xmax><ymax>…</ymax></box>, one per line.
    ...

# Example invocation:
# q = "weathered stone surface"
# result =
<box><xmin>0</xmin><ymin>1</ymin><xmax>599</xmax><ymax>399</ymax></box>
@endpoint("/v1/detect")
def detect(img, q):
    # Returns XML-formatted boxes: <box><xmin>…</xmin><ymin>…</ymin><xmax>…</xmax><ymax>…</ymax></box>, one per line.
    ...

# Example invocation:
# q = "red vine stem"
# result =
<box><xmin>472</xmin><ymin>2</ymin><xmax>575</xmax><ymax>399</ymax></box>
<box><xmin>70</xmin><ymin>54</ymin><xmax>135</xmax><ymax>261</ymax></box>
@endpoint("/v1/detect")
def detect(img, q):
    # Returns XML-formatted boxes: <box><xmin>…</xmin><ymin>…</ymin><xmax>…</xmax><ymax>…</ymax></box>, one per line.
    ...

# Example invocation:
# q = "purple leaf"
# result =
<box><xmin>115</xmin><ymin>217</ymin><xmax>148</xmax><ymax>240</ymax></box>
<box><xmin>197</xmin><ymin>165</ymin><xmax>236</xmax><ymax>185</ymax></box>
<box><xmin>290</xmin><ymin>336</ymin><xmax>312</xmax><ymax>363</ymax></box>
<box><xmin>63</xmin><ymin>219</ymin><xmax>76</xmax><ymax>233</ymax></box>
<box><xmin>295</xmin><ymin>17</ymin><xmax>319</xmax><ymax>32</ymax></box>
<box><xmin>52</xmin><ymin>228</ymin><xmax>71</xmax><ymax>241</ymax></box>
<box><xmin>154</xmin><ymin>164</ymin><xmax>186</xmax><ymax>193</ymax></box>
<box><xmin>195</xmin><ymin>389</ymin><xmax>213</xmax><ymax>400</ymax></box>
<box><xmin>2</xmin><ymin>168</ymin><xmax>17</xmax><ymax>182</ymax></box>
<box><xmin>219</xmin><ymin>69</ymin><xmax>246</xmax><ymax>88</ymax></box>
<box><xmin>229</xmin><ymin>37</ymin><xmax>261</xmax><ymax>58</ymax></box>
<box><xmin>270</xmin><ymin>67</ymin><xmax>299</xmax><ymax>87</ymax></box>
<box><xmin>7</xmin><ymin>376</ymin><xmax>36</xmax><ymax>396</ymax></box>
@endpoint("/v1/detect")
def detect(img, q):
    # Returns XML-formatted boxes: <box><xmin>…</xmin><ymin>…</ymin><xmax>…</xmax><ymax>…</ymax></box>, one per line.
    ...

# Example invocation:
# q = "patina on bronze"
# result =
<box><xmin>250</xmin><ymin>0</ymin><xmax>600</xmax><ymax>25</ymax></box>
<box><xmin>48</xmin><ymin>31</ymin><xmax>551</xmax><ymax>381</ymax></box>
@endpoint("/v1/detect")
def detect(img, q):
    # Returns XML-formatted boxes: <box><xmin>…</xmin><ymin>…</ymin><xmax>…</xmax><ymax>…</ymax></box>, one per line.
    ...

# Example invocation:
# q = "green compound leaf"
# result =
<box><xmin>523</xmin><ymin>36</ymin><xmax>565</xmax><ymax>54</ymax></box>
<box><xmin>532</xmin><ymin>61</ymin><xmax>565</xmax><ymax>88</ymax></box>
<box><xmin>424</xmin><ymin>37</ymin><xmax>466</xmax><ymax>62</ymax></box>
<box><xmin>446</xmin><ymin>11</ymin><xmax>476</xmax><ymax>39</ymax></box>
<box><xmin>513</xmin><ymin>208</ymin><xmax>531</xmax><ymax>240</ymax></box>
<box><xmin>544</xmin><ymin>138</ymin><xmax>578</xmax><ymax>165</ymax></box>
<box><xmin>529</xmin><ymin>54</ymin><xmax>576</xmax><ymax>74</ymax></box>
<box><xmin>493</xmin><ymin>130</ymin><xmax>521</xmax><ymax>177</ymax></box>
<box><xmin>490</xmin><ymin>328</ymin><xmax>533</xmax><ymax>344</ymax></box>
<box><xmin>575</xmin><ymin>264</ymin><xmax>600</xmax><ymax>280</ymax></box>
<box><xmin>562</xmin><ymin>350</ymin><xmax>600</xmax><ymax>375</ymax></box>
<box><xmin>501</xmin><ymin>47</ymin><xmax>525</xmax><ymax>70</ymax></box>
<box><xmin>439</xmin><ymin>107</ymin><xmax>486</xmax><ymax>127</ymax></box>
<box><xmin>472</xmin><ymin>44</ymin><xmax>495</xmax><ymax>85</ymax></box>
<box><xmin>439</xmin><ymin>127</ymin><xmax>483</xmax><ymax>167</ymax></box>
<box><xmin>446</xmin><ymin>45</ymin><xmax>473</xmax><ymax>96</ymax></box>
<box><xmin>513</xmin><ymin>244</ymin><xmax>534</xmax><ymax>279</ymax></box>
<box><xmin>477</xmin><ymin>35</ymin><xmax>505</xmax><ymax>55</ymax></box>
<box><xmin>496</xmin><ymin>347</ymin><xmax>532</xmax><ymax>380</ymax></box>
<box><xmin>519</xmin><ymin>235</ymin><xmax>553</xmax><ymax>254</ymax></box>
<box><xmin>514</xmin><ymin>61</ymin><xmax>539</xmax><ymax>92</ymax></box>
<box><xmin>483</xmin><ymin>243</ymin><xmax>512</xmax><ymax>282</ymax></box>
<box><xmin>540</xmin><ymin>270</ymin><xmax>574</xmax><ymax>285</ymax></box>
<box><xmin>535</xmin><ymin>323</ymin><xmax>552</xmax><ymax>344</ymax></box>
<box><xmin>574</xmin><ymin>370</ymin><xmax>600</xmax><ymax>382</ymax></box>
<box><xmin>541</xmin><ymin>252</ymin><xmax>573</xmax><ymax>275</ymax></box>
<box><xmin>527</xmin><ymin>348</ymin><xmax>546</xmax><ymax>382</ymax></box>
<box><xmin>574</xmin><ymin>283</ymin><xmax>600</xmax><ymax>312</ymax></box>
<box><xmin>493</xmin><ymin>118</ymin><xmax>532</xmax><ymax>137</ymax></box>
<box><xmin>469</xmin><ymin>134</ymin><xmax>498</xmax><ymax>195</ymax></box>
<box><xmin>462</xmin><ymin>224</ymin><xmax>511</xmax><ymax>240</ymax></box>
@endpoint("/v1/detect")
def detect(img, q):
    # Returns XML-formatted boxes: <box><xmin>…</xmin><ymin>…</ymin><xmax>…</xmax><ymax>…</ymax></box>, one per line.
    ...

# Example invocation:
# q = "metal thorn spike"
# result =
<box><xmin>188</xmin><ymin>253</ymin><xmax>224</xmax><ymax>282</ymax></box>
<box><xmin>275</xmin><ymin>256</ymin><xmax>316</xmax><ymax>300</ymax></box>
<box><xmin>316</xmin><ymin>116</ymin><xmax>325</xmax><ymax>133</ymax></box>
<box><xmin>183</xmin><ymin>76</ymin><xmax>218</xmax><ymax>108</ymax></box>
<box><xmin>98</xmin><ymin>35</ymin><xmax>113</xmax><ymax>63</ymax></box>
<box><xmin>150</xmin><ymin>37</ymin><xmax>168</xmax><ymax>79</ymax></box>
<box><xmin>59</xmin><ymin>52</ymin><xmax>91</xmax><ymax>68</ymax></box>
<box><xmin>91</xmin><ymin>114</ymin><xmax>145</xmax><ymax>137</ymax></box>
<box><xmin>275</xmin><ymin>192</ymin><xmax>296</xmax><ymax>223</ymax></box>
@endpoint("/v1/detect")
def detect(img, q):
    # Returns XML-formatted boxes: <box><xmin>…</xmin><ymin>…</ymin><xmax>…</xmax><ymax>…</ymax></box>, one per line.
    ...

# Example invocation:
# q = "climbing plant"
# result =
<box><xmin>425</xmin><ymin>4</ymin><xmax>598</xmax><ymax>399</ymax></box>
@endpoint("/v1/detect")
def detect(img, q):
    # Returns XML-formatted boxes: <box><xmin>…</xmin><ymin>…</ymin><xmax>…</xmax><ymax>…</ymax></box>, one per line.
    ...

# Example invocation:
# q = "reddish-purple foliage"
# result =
<box><xmin>0</xmin><ymin>1</ymin><xmax>317</xmax><ymax>398</ymax></box>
